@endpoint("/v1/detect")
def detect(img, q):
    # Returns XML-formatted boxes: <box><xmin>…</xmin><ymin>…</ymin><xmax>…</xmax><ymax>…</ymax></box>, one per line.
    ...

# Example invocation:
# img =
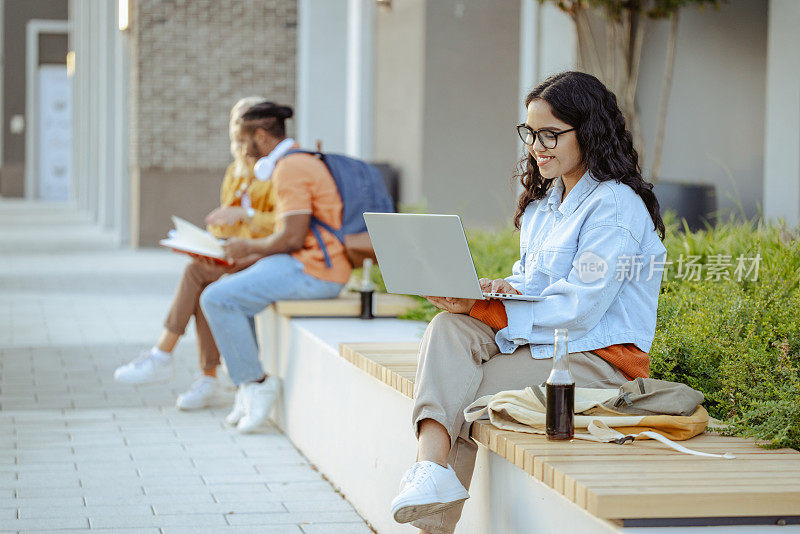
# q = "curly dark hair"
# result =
<box><xmin>513</xmin><ymin>71</ymin><xmax>665</xmax><ymax>240</ymax></box>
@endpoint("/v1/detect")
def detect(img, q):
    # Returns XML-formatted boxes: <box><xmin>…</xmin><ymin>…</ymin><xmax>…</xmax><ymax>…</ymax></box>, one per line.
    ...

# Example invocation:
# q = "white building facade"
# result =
<box><xmin>298</xmin><ymin>0</ymin><xmax>799</xmax><ymax>228</ymax></box>
<box><xmin>20</xmin><ymin>0</ymin><xmax>797</xmax><ymax>245</ymax></box>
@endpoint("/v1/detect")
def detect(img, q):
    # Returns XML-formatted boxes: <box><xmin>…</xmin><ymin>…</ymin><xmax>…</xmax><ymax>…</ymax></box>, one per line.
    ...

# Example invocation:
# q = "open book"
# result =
<box><xmin>159</xmin><ymin>216</ymin><xmax>233</xmax><ymax>265</ymax></box>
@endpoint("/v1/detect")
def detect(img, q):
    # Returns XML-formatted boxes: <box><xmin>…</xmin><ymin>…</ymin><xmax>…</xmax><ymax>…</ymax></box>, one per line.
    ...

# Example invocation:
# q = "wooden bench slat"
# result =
<box><xmin>511</xmin><ymin>441</ymin><xmax>795</xmax><ymax>457</ymax></box>
<box><xmin>578</xmin><ymin>475</ymin><xmax>800</xmax><ymax>488</ymax></box>
<box><xmin>339</xmin><ymin>342</ymin><xmax>421</xmax><ymax>354</ymax></box>
<box><xmin>501</xmin><ymin>430</ymin><xmax>795</xmax><ymax>454</ymax></box>
<box><xmin>338</xmin><ymin>343</ymin><xmax>800</xmax><ymax>522</ymax></box>
<box><xmin>523</xmin><ymin>451</ymin><xmax>797</xmax><ymax>478</ymax></box>
<box><xmin>339</xmin><ymin>343</ymin><xmax>419</xmax><ymax>399</ymax></box>
<box><xmin>548</xmin><ymin>459</ymin><xmax>800</xmax><ymax>474</ymax></box>
<box><xmin>588</xmin><ymin>490</ymin><xmax>800</xmax><ymax>519</ymax></box>
<box><xmin>274</xmin><ymin>293</ymin><xmax>418</xmax><ymax>318</ymax></box>
<box><xmin>559</xmin><ymin>471</ymin><xmax>800</xmax><ymax>504</ymax></box>
<box><xmin>588</xmin><ymin>483</ymin><xmax>800</xmax><ymax>493</ymax></box>
<box><xmin>510</xmin><ymin>441</ymin><xmax>785</xmax><ymax>458</ymax></box>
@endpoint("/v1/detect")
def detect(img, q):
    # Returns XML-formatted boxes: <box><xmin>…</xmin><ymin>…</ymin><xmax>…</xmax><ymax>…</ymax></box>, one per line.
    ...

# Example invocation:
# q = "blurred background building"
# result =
<box><xmin>0</xmin><ymin>0</ymin><xmax>798</xmax><ymax>247</ymax></box>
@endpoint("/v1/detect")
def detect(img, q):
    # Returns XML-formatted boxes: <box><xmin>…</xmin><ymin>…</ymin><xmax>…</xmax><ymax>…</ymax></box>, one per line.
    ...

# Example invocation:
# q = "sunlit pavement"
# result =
<box><xmin>0</xmin><ymin>199</ymin><xmax>372</xmax><ymax>534</ymax></box>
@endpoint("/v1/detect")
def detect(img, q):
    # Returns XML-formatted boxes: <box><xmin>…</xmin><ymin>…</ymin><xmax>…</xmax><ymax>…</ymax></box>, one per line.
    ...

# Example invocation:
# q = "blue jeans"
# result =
<box><xmin>200</xmin><ymin>254</ymin><xmax>343</xmax><ymax>385</ymax></box>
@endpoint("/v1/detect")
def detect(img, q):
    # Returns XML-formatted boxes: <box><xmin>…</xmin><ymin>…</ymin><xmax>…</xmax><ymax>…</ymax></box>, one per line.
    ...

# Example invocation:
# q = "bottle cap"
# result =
<box><xmin>547</xmin><ymin>369</ymin><xmax>575</xmax><ymax>385</ymax></box>
<box><xmin>361</xmin><ymin>258</ymin><xmax>375</xmax><ymax>291</ymax></box>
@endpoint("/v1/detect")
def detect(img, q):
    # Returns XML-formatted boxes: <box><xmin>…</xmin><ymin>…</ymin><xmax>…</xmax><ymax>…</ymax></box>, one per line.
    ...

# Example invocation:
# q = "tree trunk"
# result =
<box><xmin>651</xmin><ymin>12</ymin><xmax>680</xmax><ymax>183</ymax></box>
<box><xmin>627</xmin><ymin>11</ymin><xmax>646</xmax><ymax>161</ymax></box>
<box><xmin>572</xmin><ymin>6</ymin><xmax>646</xmax><ymax>158</ymax></box>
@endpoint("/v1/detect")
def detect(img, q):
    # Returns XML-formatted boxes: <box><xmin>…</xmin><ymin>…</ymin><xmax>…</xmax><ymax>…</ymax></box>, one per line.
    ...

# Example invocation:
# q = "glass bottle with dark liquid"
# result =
<box><xmin>546</xmin><ymin>329</ymin><xmax>575</xmax><ymax>440</ymax></box>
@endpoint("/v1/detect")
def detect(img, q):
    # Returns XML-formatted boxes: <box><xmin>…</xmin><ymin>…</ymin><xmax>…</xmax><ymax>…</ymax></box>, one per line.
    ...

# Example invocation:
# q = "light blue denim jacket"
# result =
<box><xmin>497</xmin><ymin>171</ymin><xmax>667</xmax><ymax>359</ymax></box>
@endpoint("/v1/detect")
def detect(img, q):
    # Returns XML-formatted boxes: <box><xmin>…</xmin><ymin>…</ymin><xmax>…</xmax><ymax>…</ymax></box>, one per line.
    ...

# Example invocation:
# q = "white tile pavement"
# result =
<box><xmin>0</xmin><ymin>200</ymin><xmax>372</xmax><ymax>533</ymax></box>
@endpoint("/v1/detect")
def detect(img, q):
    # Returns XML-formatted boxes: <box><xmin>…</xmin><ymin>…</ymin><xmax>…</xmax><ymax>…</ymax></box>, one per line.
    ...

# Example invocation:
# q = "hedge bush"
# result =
<box><xmin>392</xmin><ymin>212</ymin><xmax>800</xmax><ymax>450</ymax></box>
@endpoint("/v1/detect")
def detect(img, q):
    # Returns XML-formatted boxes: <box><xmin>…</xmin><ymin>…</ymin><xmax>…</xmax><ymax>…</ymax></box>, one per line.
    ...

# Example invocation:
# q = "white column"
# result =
<box><xmin>71</xmin><ymin>0</ymin><xmax>84</xmax><ymax>209</ymax></box>
<box><xmin>517</xmin><ymin>0</ymin><xmax>576</xmax><ymax>109</ymax></box>
<box><xmin>0</xmin><ymin>0</ymin><xmax>4</xmax><ymax>179</ymax></box>
<box><xmin>294</xmin><ymin>0</ymin><xmax>348</xmax><ymax>153</ymax></box>
<box><xmin>113</xmin><ymin>5</ymin><xmax>130</xmax><ymax>244</ymax></box>
<box><xmin>763</xmin><ymin>0</ymin><xmax>800</xmax><ymax>227</ymax></box>
<box><xmin>87</xmin><ymin>4</ymin><xmax>99</xmax><ymax>220</ymax></box>
<box><xmin>24</xmin><ymin>22</ymin><xmax>38</xmax><ymax>199</ymax></box>
<box><xmin>538</xmin><ymin>5</ymin><xmax>576</xmax><ymax>80</ymax></box>
<box><xmin>295</xmin><ymin>0</ymin><xmax>311</xmax><ymax>148</ymax></box>
<box><xmin>75</xmin><ymin>3</ymin><xmax>89</xmax><ymax>212</ymax></box>
<box><xmin>519</xmin><ymin>0</ymin><xmax>539</xmax><ymax>113</ymax></box>
<box><xmin>96</xmin><ymin>0</ymin><xmax>110</xmax><ymax>227</ymax></box>
<box><xmin>77</xmin><ymin>2</ymin><xmax>89</xmax><ymax>212</ymax></box>
<box><xmin>345</xmin><ymin>0</ymin><xmax>374</xmax><ymax>158</ymax></box>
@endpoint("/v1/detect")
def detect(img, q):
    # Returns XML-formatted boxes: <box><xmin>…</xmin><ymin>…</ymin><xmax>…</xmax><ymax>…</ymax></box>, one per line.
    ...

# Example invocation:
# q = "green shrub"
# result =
<box><xmin>396</xmin><ymin>212</ymin><xmax>800</xmax><ymax>450</ymax></box>
<box><xmin>654</xmin><ymin>212</ymin><xmax>800</xmax><ymax>450</ymax></box>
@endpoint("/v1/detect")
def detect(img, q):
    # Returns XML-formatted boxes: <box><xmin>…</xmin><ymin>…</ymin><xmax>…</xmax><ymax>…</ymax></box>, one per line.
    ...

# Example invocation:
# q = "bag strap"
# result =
<box><xmin>464</xmin><ymin>395</ymin><xmax>494</xmax><ymax>423</ymax></box>
<box><xmin>636</xmin><ymin>376</ymin><xmax>646</xmax><ymax>393</ymax></box>
<box><xmin>584</xmin><ymin>420</ymin><xmax>736</xmax><ymax>459</ymax></box>
<box><xmin>531</xmin><ymin>384</ymin><xmax>547</xmax><ymax>407</ymax></box>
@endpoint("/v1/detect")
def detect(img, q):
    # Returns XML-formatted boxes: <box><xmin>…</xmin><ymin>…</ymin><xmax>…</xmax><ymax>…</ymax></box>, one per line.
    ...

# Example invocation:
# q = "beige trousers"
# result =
<box><xmin>411</xmin><ymin>313</ymin><xmax>628</xmax><ymax>534</ymax></box>
<box><xmin>163</xmin><ymin>260</ymin><xmax>247</xmax><ymax>372</ymax></box>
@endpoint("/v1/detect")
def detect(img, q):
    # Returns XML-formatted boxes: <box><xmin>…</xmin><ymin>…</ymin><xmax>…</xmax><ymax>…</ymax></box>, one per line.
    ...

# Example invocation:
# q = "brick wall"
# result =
<box><xmin>128</xmin><ymin>0</ymin><xmax>297</xmax><ymax>245</ymax></box>
<box><xmin>131</xmin><ymin>0</ymin><xmax>297</xmax><ymax>170</ymax></box>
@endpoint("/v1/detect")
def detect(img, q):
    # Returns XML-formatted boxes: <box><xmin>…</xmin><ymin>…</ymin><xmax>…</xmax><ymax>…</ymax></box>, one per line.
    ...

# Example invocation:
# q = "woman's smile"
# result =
<box><xmin>535</xmin><ymin>154</ymin><xmax>555</xmax><ymax>167</ymax></box>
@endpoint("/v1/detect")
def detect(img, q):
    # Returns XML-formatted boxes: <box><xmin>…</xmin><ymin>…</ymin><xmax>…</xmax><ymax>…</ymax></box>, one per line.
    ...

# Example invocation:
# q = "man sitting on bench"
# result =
<box><xmin>200</xmin><ymin>101</ymin><xmax>351</xmax><ymax>434</ymax></box>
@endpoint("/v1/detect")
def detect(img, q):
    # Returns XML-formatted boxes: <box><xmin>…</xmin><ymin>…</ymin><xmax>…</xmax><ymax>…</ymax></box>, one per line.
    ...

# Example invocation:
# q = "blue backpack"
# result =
<box><xmin>280</xmin><ymin>149</ymin><xmax>395</xmax><ymax>267</ymax></box>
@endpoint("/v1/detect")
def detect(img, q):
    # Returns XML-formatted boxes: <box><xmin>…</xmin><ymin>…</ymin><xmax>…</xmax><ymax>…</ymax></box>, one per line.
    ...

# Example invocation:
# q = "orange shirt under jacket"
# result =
<box><xmin>468</xmin><ymin>299</ymin><xmax>648</xmax><ymax>380</ymax></box>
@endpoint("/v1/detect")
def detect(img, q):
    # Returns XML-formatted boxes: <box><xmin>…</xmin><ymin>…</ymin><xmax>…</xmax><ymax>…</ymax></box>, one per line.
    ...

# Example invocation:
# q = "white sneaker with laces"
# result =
<box><xmin>225</xmin><ymin>386</ymin><xmax>246</xmax><ymax>426</ymax></box>
<box><xmin>113</xmin><ymin>350</ymin><xmax>173</xmax><ymax>384</ymax></box>
<box><xmin>176</xmin><ymin>376</ymin><xmax>220</xmax><ymax>410</ymax></box>
<box><xmin>390</xmin><ymin>461</ymin><xmax>469</xmax><ymax>524</ymax></box>
<box><xmin>236</xmin><ymin>378</ymin><xmax>279</xmax><ymax>434</ymax></box>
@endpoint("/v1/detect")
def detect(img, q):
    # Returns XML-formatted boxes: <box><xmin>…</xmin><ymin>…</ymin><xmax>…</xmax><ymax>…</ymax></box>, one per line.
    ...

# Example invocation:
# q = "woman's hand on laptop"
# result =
<box><xmin>424</xmin><ymin>296</ymin><xmax>476</xmax><ymax>315</ymax></box>
<box><xmin>480</xmin><ymin>278</ymin><xmax>520</xmax><ymax>295</ymax></box>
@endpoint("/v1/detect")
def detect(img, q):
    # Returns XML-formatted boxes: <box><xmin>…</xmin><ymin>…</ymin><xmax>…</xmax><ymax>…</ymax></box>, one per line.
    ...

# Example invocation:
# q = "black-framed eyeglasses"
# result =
<box><xmin>516</xmin><ymin>124</ymin><xmax>575</xmax><ymax>149</ymax></box>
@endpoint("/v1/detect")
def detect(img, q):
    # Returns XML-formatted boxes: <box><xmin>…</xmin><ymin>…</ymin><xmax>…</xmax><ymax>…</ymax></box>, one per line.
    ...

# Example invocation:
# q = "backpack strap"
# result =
<box><xmin>277</xmin><ymin>150</ymin><xmax>340</xmax><ymax>270</ymax></box>
<box><xmin>309</xmin><ymin>217</ymin><xmax>345</xmax><ymax>269</ymax></box>
<box><xmin>309</xmin><ymin>219</ymin><xmax>332</xmax><ymax>269</ymax></box>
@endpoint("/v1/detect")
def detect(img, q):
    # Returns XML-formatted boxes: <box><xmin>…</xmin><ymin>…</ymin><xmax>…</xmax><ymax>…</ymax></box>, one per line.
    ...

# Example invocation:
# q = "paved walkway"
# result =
<box><xmin>0</xmin><ymin>200</ymin><xmax>372</xmax><ymax>533</ymax></box>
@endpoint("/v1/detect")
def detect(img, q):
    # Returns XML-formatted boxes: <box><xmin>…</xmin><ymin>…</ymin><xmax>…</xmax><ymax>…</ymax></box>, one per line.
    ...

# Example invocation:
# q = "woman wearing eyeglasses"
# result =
<box><xmin>390</xmin><ymin>71</ymin><xmax>668</xmax><ymax>533</ymax></box>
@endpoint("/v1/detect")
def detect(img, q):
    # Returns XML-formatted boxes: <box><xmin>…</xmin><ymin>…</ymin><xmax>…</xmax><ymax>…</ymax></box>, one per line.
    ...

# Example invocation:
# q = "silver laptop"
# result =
<box><xmin>363</xmin><ymin>213</ymin><xmax>544</xmax><ymax>301</ymax></box>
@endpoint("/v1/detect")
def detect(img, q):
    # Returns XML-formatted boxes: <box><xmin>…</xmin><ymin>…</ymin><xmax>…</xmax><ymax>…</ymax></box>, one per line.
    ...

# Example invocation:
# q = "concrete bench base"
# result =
<box><xmin>256</xmin><ymin>309</ymin><xmax>625</xmax><ymax>533</ymax></box>
<box><xmin>255</xmin><ymin>309</ymin><xmax>800</xmax><ymax>533</ymax></box>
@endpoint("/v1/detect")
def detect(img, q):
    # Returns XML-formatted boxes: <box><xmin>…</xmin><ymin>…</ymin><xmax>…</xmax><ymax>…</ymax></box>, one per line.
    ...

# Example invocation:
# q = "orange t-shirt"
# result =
<box><xmin>468</xmin><ymin>299</ymin><xmax>649</xmax><ymax>380</ymax></box>
<box><xmin>272</xmin><ymin>152</ymin><xmax>352</xmax><ymax>285</ymax></box>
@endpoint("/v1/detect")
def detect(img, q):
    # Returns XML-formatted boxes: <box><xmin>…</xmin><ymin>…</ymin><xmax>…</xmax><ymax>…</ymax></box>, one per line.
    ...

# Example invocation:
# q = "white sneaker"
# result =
<box><xmin>113</xmin><ymin>351</ymin><xmax>173</xmax><ymax>384</ymax></box>
<box><xmin>390</xmin><ymin>461</ymin><xmax>469</xmax><ymax>524</ymax></box>
<box><xmin>225</xmin><ymin>386</ymin><xmax>246</xmax><ymax>426</ymax></box>
<box><xmin>176</xmin><ymin>376</ymin><xmax>220</xmax><ymax>410</ymax></box>
<box><xmin>236</xmin><ymin>378</ymin><xmax>279</xmax><ymax>434</ymax></box>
